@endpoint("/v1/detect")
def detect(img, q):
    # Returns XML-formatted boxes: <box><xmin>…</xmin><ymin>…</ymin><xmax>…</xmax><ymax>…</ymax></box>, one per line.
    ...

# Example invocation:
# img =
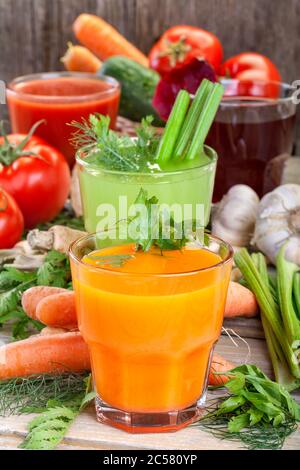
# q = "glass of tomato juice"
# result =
<box><xmin>69</xmin><ymin>233</ymin><xmax>233</xmax><ymax>433</ymax></box>
<box><xmin>6</xmin><ymin>72</ymin><xmax>120</xmax><ymax>166</ymax></box>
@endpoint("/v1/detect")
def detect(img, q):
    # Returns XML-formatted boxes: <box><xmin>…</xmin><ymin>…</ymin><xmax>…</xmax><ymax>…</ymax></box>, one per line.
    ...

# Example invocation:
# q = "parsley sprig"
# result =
<box><xmin>128</xmin><ymin>188</ymin><xmax>190</xmax><ymax>252</ymax></box>
<box><xmin>0</xmin><ymin>251</ymin><xmax>72</xmax><ymax>339</ymax></box>
<box><xmin>195</xmin><ymin>364</ymin><xmax>300</xmax><ymax>450</ymax></box>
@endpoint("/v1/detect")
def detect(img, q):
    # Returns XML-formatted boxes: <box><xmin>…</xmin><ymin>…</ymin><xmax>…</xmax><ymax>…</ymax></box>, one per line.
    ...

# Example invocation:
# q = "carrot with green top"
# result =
<box><xmin>73</xmin><ymin>14</ymin><xmax>149</xmax><ymax>67</ymax></box>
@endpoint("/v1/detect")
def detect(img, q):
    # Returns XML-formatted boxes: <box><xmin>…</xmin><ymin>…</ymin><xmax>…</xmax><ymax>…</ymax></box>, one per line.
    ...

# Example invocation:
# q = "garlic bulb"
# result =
<box><xmin>253</xmin><ymin>184</ymin><xmax>300</xmax><ymax>265</ymax></box>
<box><xmin>212</xmin><ymin>185</ymin><xmax>259</xmax><ymax>247</ymax></box>
<box><xmin>281</xmin><ymin>157</ymin><xmax>300</xmax><ymax>185</ymax></box>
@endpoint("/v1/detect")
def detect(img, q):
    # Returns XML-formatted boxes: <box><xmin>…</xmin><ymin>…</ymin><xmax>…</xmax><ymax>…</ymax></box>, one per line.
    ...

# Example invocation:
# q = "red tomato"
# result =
<box><xmin>220</xmin><ymin>52</ymin><xmax>281</xmax><ymax>82</ymax></box>
<box><xmin>0</xmin><ymin>130</ymin><xmax>71</xmax><ymax>229</ymax></box>
<box><xmin>219</xmin><ymin>52</ymin><xmax>281</xmax><ymax>98</ymax></box>
<box><xmin>149</xmin><ymin>25</ymin><xmax>223</xmax><ymax>75</ymax></box>
<box><xmin>0</xmin><ymin>188</ymin><xmax>24</xmax><ymax>248</ymax></box>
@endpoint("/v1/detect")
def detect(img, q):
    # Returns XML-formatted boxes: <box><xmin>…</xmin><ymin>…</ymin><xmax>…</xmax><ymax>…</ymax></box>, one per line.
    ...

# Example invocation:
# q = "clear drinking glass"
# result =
<box><xmin>69</xmin><ymin>233</ymin><xmax>233</xmax><ymax>433</ymax></box>
<box><xmin>6</xmin><ymin>72</ymin><xmax>120</xmax><ymax>166</ymax></box>
<box><xmin>206</xmin><ymin>79</ymin><xmax>297</xmax><ymax>200</ymax></box>
<box><xmin>76</xmin><ymin>144</ymin><xmax>217</xmax><ymax>234</ymax></box>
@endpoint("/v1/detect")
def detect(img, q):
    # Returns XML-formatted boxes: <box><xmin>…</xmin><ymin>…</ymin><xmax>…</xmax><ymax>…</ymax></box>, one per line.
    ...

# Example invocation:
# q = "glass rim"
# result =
<box><xmin>76</xmin><ymin>143</ymin><xmax>218</xmax><ymax>177</ymax></box>
<box><xmin>69</xmin><ymin>232</ymin><xmax>233</xmax><ymax>277</ymax></box>
<box><xmin>7</xmin><ymin>71</ymin><xmax>120</xmax><ymax>103</ymax></box>
<box><xmin>218</xmin><ymin>78</ymin><xmax>296</xmax><ymax>107</ymax></box>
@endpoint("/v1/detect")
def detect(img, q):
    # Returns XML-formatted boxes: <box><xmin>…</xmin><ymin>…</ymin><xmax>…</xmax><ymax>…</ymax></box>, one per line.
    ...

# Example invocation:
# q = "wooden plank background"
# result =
<box><xmin>0</xmin><ymin>0</ymin><xmax>299</xmax><ymax>147</ymax></box>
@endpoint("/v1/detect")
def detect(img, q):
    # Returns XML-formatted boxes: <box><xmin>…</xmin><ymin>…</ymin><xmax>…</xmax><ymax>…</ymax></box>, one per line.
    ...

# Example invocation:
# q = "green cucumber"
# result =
<box><xmin>100</xmin><ymin>56</ymin><xmax>163</xmax><ymax>125</ymax></box>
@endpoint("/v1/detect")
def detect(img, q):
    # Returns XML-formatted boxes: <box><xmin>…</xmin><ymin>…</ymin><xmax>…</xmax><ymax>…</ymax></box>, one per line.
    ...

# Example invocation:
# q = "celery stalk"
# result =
<box><xmin>292</xmin><ymin>273</ymin><xmax>300</xmax><ymax>321</ymax></box>
<box><xmin>251</xmin><ymin>252</ymin><xmax>278</xmax><ymax>303</ymax></box>
<box><xmin>185</xmin><ymin>83</ymin><xmax>224</xmax><ymax>161</ymax></box>
<box><xmin>261</xmin><ymin>316</ymin><xmax>299</xmax><ymax>391</ymax></box>
<box><xmin>276</xmin><ymin>246</ymin><xmax>300</xmax><ymax>347</ymax></box>
<box><xmin>234</xmin><ymin>249</ymin><xmax>300</xmax><ymax>379</ymax></box>
<box><xmin>251</xmin><ymin>253</ymin><xmax>299</xmax><ymax>389</ymax></box>
<box><xmin>173</xmin><ymin>79</ymin><xmax>213</xmax><ymax>160</ymax></box>
<box><xmin>155</xmin><ymin>90</ymin><xmax>190</xmax><ymax>165</ymax></box>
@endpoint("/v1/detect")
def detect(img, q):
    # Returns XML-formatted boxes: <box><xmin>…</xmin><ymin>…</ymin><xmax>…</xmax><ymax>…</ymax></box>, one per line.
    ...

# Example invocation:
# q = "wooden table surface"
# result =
<box><xmin>0</xmin><ymin>319</ymin><xmax>299</xmax><ymax>450</ymax></box>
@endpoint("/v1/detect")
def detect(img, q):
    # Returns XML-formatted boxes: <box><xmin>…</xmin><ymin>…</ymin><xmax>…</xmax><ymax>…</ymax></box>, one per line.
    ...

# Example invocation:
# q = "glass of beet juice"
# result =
<box><xmin>6</xmin><ymin>72</ymin><xmax>120</xmax><ymax>166</ymax></box>
<box><xmin>206</xmin><ymin>79</ymin><xmax>297</xmax><ymax>200</ymax></box>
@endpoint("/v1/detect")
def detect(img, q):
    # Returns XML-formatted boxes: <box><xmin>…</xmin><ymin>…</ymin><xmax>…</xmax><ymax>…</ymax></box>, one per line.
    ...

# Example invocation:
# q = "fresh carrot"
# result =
<box><xmin>224</xmin><ymin>281</ymin><xmax>258</xmax><ymax>318</ymax></box>
<box><xmin>40</xmin><ymin>326</ymin><xmax>69</xmax><ymax>336</ymax></box>
<box><xmin>22</xmin><ymin>287</ymin><xmax>77</xmax><ymax>330</ymax></box>
<box><xmin>209</xmin><ymin>353</ymin><xmax>235</xmax><ymax>386</ymax></box>
<box><xmin>22</xmin><ymin>286</ymin><xmax>67</xmax><ymax>320</ymax></box>
<box><xmin>0</xmin><ymin>332</ymin><xmax>90</xmax><ymax>380</ymax></box>
<box><xmin>61</xmin><ymin>42</ymin><xmax>102</xmax><ymax>73</ymax></box>
<box><xmin>36</xmin><ymin>291</ymin><xmax>77</xmax><ymax>330</ymax></box>
<box><xmin>0</xmin><ymin>328</ymin><xmax>235</xmax><ymax>385</ymax></box>
<box><xmin>73</xmin><ymin>14</ymin><xmax>149</xmax><ymax>67</ymax></box>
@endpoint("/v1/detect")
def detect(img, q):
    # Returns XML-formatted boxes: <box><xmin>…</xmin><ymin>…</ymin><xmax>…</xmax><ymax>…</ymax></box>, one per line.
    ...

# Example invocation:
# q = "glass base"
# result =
<box><xmin>95</xmin><ymin>395</ymin><xmax>206</xmax><ymax>433</ymax></box>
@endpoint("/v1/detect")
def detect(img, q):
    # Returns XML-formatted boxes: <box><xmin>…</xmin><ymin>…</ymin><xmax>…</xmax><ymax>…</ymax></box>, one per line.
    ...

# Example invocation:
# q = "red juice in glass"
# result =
<box><xmin>206</xmin><ymin>80</ymin><xmax>297</xmax><ymax>200</ymax></box>
<box><xmin>7</xmin><ymin>72</ymin><xmax>120</xmax><ymax>166</ymax></box>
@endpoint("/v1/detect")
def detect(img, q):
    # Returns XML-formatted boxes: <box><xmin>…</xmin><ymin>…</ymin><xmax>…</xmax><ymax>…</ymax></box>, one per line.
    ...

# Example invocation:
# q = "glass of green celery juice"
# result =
<box><xmin>76</xmin><ymin>145</ymin><xmax>217</xmax><ymax>234</ymax></box>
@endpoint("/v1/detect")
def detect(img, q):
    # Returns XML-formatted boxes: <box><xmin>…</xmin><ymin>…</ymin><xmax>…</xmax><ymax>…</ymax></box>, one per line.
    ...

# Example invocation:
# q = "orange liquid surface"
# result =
<box><xmin>7</xmin><ymin>77</ymin><xmax>120</xmax><ymax>166</ymax></box>
<box><xmin>72</xmin><ymin>245</ymin><xmax>231</xmax><ymax>413</ymax></box>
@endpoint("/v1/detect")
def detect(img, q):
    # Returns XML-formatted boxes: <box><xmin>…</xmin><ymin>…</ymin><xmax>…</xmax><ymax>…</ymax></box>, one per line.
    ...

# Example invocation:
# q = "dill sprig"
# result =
<box><xmin>70</xmin><ymin>114</ymin><xmax>160</xmax><ymax>172</ymax></box>
<box><xmin>0</xmin><ymin>372</ymin><xmax>89</xmax><ymax>416</ymax></box>
<box><xmin>20</xmin><ymin>374</ymin><xmax>95</xmax><ymax>450</ymax></box>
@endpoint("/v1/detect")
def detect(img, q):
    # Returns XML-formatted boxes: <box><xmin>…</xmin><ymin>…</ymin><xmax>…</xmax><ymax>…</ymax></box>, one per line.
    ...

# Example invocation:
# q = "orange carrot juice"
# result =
<box><xmin>70</xmin><ymin>235</ymin><xmax>232</xmax><ymax>432</ymax></box>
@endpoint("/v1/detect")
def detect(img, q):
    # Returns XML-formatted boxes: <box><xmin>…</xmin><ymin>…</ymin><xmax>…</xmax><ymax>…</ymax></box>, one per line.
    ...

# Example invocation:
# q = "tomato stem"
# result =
<box><xmin>0</xmin><ymin>120</ymin><xmax>46</xmax><ymax>166</ymax></box>
<box><xmin>159</xmin><ymin>36</ymin><xmax>192</xmax><ymax>68</ymax></box>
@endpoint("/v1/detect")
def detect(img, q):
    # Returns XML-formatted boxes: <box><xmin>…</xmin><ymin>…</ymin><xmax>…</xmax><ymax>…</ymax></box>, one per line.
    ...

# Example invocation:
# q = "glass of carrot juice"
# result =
<box><xmin>69</xmin><ymin>233</ymin><xmax>233</xmax><ymax>433</ymax></box>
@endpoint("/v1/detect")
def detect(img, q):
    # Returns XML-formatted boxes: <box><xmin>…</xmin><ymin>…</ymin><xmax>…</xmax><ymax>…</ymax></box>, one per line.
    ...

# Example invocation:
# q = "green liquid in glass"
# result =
<box><xmin>78</xmin><ymin>146</ymin><xmax>217</xmax><ymax>235</ymax></box>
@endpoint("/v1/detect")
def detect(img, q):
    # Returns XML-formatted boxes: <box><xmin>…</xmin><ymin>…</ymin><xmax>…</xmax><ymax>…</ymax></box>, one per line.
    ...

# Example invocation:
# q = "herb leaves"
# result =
<box><xmin>129</xmin><ymin>188</ymin><xmax>190</xmax><ymax>253</ymax></box>
<box><xmin>0</xmin><ymin>251</ymin><xmax>72</xmax><ymax>339</ymax></box>
<box><xmin>17</xmin><ymin>374</ymin><xmax>95</xmax><ymax>450</ymax></box>
<box><xmin>195</xmin><ymin>364</ymin><xmax>300</xmax><ymax>450</ymax></box>
<box><xmin>70</xmin><ymin>114</ymin><xmax>160</xmax><ymax>172</ymax></box>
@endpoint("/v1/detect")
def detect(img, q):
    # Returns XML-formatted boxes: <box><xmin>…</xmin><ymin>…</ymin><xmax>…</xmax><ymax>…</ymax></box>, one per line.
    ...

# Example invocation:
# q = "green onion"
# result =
<box><xmin>234</xmin><ymin>249</ymin><xmax>300</xmax><ymax>382</ymax></box>
<box><xmin>293</xmin><ymin>273</ymin><xmax>300</xmax><ymax>320</ymax></box>
<box><xmin>155</xmin><ymin>89</ymin><xmax>190</xmax><ymax>164</ymax></box>
<box><xmin>251</xmin><ymin>253</ymin><xmax>299</xmax><ymax>390</ymax></box>
<box><xmin>185</xmin><ymin>82</ymin><xmax>224</xmax><ymax>161</ymax></box>
<box><xmin>276</xmin><ymin>246</ymin><xmax>300</xmax><ymax>346</ymax></box>
<box><xmin>173</xmin><ymin>79</ymin><xmax>213</xmax><ymax>160</ymax></box>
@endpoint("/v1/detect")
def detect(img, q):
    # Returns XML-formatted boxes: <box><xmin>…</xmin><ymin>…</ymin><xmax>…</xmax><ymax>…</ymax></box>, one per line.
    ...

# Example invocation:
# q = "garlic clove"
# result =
<box><xmin>253</xmin><ymin>184</ymin><xmax>300</xmax><ymax>265</ymax></box>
